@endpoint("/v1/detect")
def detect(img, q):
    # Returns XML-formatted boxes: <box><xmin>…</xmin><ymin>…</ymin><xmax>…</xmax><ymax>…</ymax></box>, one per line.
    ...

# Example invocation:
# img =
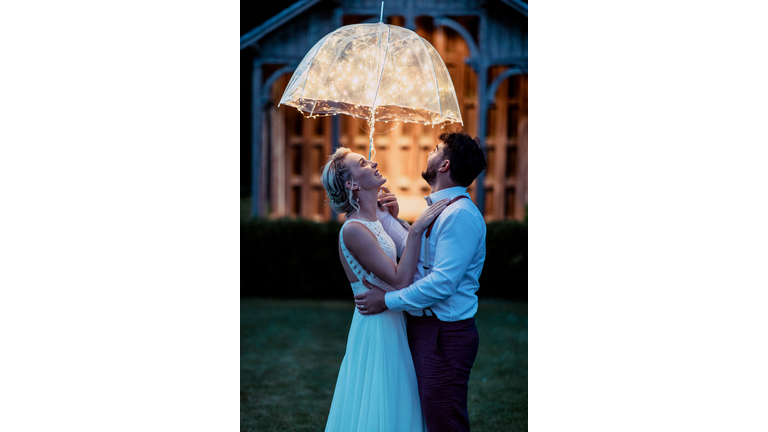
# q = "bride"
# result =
<box><xmin>321</xmin><ymin>147</ymin><xmax>447</xmax><ymax>432</ymax></box>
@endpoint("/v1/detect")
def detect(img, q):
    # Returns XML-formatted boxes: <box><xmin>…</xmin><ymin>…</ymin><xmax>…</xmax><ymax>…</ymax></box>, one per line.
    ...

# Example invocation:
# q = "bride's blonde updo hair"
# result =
<box><xmin>322</xmin><ymin>147</ymin><xmax>360</xmax><ymax>214</ymax></box>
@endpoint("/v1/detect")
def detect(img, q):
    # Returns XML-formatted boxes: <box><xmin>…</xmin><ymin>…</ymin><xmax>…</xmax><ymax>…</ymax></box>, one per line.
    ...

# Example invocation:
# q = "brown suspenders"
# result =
<box><xmin>422</xmin><ymin>195</ymin><xmax>470</xmax><ymax>273</ymax></box>
<box><xmin>421</xmin><ymin>194</ymin><xmax>470</xmax><ymax>317</ymax></box>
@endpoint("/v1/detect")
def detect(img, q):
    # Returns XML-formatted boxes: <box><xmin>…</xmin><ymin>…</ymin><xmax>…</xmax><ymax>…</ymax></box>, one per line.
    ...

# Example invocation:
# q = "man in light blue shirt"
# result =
<box><xmin>356</xmin><ymin>130</ymin><xmax>487</xmax><ymax>432</ymax></box>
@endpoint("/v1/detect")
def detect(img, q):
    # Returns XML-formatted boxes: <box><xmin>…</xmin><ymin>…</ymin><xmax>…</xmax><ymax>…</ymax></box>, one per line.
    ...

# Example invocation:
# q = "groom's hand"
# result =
<box><xmin>354</xmin><ymin>278</ymin><xmax>388</xmax><ymax>315</ymax></box>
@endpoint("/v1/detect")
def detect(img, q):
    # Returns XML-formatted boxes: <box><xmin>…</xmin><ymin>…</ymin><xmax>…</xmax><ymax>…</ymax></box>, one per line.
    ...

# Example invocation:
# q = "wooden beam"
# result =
<box><xmin>240</xmin><ymin>0</ymin><xmax>324</xmax><ymax>49</ymax></box>
<box><xmin>500</xmin><ymin>0</ymin><xmax>528</xmax><ymax>18</ymax></box>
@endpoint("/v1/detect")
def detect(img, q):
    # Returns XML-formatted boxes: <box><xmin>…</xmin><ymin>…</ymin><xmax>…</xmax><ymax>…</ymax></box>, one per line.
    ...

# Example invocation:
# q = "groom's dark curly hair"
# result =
<box><xmin>439</xmin><ymin>130</ymin><xmax>488</xmax><ymax>187</ymax></box>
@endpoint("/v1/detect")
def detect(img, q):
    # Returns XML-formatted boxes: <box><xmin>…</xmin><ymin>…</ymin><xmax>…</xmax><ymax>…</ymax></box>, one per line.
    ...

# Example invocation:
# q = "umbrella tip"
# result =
<box><xmin>379</xmin><ymin>1</ymin><xmax>384</xmax><ymax>23</ymax></box>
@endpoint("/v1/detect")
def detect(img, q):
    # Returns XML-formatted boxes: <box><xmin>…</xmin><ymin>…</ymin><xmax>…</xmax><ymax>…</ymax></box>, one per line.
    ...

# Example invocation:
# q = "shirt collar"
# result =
<box><xmin>424</xmin><ymin>186</ymin><xmax>468</xmax><ymax>205</ymax></box>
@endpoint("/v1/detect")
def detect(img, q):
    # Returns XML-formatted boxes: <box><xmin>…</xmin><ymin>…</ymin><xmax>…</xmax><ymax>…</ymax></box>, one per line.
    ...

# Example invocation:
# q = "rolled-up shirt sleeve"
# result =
<box><xmin>385</xmin><ymin>207</ymin><xmax>482</xmax><ymax>311</ymax></box>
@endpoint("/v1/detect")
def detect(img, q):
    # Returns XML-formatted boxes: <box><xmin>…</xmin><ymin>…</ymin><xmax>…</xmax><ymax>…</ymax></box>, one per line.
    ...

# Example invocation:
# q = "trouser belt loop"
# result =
<box><xmin>423</xmin><ymin>307</ymin><xmax>434</xmax><ymax>317</ymax></box>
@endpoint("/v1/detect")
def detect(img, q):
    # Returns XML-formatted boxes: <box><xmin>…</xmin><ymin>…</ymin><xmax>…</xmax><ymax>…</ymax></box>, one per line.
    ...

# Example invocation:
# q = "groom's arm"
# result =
<box><xmin>384</xmin><ymin>208</ymin><xmax>483</xmax><ymax>311</ymax></box>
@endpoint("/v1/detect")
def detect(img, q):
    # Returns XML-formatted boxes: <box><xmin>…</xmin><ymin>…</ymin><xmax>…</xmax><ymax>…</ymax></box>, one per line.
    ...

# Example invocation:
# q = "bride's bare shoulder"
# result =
<box><xmin>342</xmin><ymin>221</ymin><xmax>376</xmax><ymax>246</ymax></box>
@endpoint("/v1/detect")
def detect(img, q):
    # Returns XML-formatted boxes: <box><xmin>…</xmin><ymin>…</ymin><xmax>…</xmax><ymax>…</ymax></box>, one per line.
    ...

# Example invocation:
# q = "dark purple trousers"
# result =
<box><xmin>407</xmin><ymin>314</ymin><xmax>480</xmax><ymax>432</ymax></box>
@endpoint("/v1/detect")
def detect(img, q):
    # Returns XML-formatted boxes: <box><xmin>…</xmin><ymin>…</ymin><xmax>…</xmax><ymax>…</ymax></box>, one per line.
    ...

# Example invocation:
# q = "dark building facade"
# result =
<box><xmin>241</xmin><ymin>0</ymin><xmax>527</xmax><ymax>221</ymax></box>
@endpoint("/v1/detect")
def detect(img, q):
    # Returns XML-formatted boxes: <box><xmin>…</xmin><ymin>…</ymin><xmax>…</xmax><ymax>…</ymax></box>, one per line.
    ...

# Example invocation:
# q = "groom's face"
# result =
<box><xmin>421</xmin><ymin>142</ymin><xmax>445</xmax><ymax>186</ymax></box>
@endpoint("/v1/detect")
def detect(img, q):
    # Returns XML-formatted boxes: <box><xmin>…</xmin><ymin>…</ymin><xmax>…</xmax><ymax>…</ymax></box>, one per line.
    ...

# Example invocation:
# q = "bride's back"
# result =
<box><xmin>337</xmin><ymin>218</ymin><xmax>398</xmax><ymax>287</ymax></box>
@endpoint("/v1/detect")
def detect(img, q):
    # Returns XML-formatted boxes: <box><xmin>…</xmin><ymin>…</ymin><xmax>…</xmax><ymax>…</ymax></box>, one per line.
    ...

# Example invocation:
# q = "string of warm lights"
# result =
<box><xmin>279</xmin><ymin>23</ymin><xmax>464</xmax><ymax>159</ymax></box>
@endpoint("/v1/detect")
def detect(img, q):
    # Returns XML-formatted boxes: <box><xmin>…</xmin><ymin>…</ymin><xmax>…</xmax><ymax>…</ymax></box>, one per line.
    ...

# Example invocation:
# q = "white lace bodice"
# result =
<box><xmin>339</xmin><ymin>219</ymin><xmax>398</xmax><ymax>296</ymax></box>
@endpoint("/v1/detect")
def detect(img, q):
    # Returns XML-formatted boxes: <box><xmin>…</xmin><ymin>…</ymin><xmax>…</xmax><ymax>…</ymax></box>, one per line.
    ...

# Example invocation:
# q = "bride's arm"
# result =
<box><xmin>343</xmin><ymin>199</ymin><xmax>448</xmax><ymax>289</ymax></box>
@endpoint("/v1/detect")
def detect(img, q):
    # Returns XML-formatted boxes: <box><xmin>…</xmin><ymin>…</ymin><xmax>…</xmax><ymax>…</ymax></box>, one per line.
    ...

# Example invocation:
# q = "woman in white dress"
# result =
<box><xmin>321</xmin><ymin>147</ymin><xmax>447</xmax><ymax>432</ymax></box>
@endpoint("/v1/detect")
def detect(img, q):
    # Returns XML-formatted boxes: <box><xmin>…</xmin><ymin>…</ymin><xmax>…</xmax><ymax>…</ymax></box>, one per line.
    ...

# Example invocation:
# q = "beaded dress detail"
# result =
<box><xmin>324</xmin><ymin>217</ymin><xmax>425</xmax><ymax>432</ymax></box>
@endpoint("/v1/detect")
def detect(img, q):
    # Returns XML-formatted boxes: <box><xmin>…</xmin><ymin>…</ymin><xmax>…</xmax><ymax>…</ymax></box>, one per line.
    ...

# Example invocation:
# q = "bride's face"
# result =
<box><xmin>345</xmin><ymin>152</ymin><xmax>386</xmax><ymax>191</ymax></box>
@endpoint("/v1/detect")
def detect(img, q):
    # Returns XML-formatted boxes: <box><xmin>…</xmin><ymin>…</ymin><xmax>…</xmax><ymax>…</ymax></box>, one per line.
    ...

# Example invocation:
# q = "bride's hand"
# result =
<box><xmin>410</xmin><ymin>199</ymin><xmax>449</xmax><ymax>234</ymax></box>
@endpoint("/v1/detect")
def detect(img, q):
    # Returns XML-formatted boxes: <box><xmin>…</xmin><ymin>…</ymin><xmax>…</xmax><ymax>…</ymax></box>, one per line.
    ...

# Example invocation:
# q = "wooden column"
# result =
<box><xmin>270</xmin><ymin>105</ymin><xmax>286</xmax><ymax>217</ymax></box>
<box><xmin>492</xmin><ymin>76</ymin><xmax>508</xmax><ymax>220</ymax></box>
<box><xmin>473</xmin><ymin>61</ymin><xmax>489</xmax><ymax>218</ymax></box>
<box><xmin>514</xmin><ymin>115</ymin><xmax>528</xmax><ymax>221</ymax></box>
<box><xmin>300</xmin><ymin>116</ymin><xmax>313</xmax><ymax>220</ymax></box>
<box><xmin>251</xmin><ymin>60</ymin><xmax>263</xmax><ymax>217</ymax></box>
<box><xmin>471</xmin><ymin>14</ymin><xmax>489</xmax><ymax>217</ymax></box>
<box><xmin>330</xmin><ymin>115</ymin><xmax>340</xmax><ymax>220</ymax></box>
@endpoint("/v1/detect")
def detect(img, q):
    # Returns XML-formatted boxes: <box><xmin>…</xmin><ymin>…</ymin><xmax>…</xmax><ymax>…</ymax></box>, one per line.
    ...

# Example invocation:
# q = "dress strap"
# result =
<box><xmin>339</xmin><ymin>220</ymin><xmax>396</xmax><ymax>292</ymax></box>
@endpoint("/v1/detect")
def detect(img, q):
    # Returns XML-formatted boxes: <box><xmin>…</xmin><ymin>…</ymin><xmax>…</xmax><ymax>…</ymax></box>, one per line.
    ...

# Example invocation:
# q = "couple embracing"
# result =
<box><xmin>321</xmin><ymin>130</ymin><xmax>488</xmax><ymax>432</ymax></box>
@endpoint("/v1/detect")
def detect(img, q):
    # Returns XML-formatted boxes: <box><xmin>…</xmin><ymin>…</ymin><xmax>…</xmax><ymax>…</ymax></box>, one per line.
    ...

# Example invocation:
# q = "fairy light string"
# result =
<box><xmin>278</xmin><ymin>13</ymin><xmax>464</xmax><ymax>163</ymax></box>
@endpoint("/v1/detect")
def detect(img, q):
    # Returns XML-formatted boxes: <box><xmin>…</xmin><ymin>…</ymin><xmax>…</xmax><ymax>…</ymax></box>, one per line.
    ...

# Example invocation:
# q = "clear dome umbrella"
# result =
<box><xmin>279</xmin><ymin>12</ymin><xmax>463</xmax><ymax>160</ymax></box>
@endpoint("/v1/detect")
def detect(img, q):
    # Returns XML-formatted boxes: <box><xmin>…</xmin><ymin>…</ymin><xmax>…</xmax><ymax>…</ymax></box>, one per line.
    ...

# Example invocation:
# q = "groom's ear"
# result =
<box><xmin>438</xmin><ymin>159</ymin><xmax>451</xmax><ymax>173</ymax></box>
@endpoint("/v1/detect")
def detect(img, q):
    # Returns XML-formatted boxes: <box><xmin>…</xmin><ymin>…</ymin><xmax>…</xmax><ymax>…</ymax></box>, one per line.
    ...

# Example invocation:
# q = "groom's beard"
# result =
<box><xmin>421</xmin><ymin>162</ymin><xmax>437</xmax><ymax>186</ymax></box>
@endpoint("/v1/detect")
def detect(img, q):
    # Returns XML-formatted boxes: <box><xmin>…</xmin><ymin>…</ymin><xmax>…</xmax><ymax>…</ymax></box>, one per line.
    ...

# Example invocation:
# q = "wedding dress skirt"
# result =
<box><xmin>325</xmin><ymin>219</ymin><xmax>425</xmax><ymax>431</ymax></box>
<box><xmin>325</xmin><ymin>288</ymin><xmax>425</xmax><ymax>431</ymax></box>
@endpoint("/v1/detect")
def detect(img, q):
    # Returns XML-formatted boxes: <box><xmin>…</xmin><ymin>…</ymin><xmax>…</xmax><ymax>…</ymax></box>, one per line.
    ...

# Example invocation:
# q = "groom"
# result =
<box><xmin>355</xmin><ymin>130</ymin><xmax>487</xmax><ymax>432</ymax></box>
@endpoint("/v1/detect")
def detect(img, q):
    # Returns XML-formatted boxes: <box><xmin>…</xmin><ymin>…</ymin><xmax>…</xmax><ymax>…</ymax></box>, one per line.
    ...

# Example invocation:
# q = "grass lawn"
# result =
<box><xmin>241</xmin><ymin>298</ymin><xmax>527</xmax><ymax>432</ymax></box>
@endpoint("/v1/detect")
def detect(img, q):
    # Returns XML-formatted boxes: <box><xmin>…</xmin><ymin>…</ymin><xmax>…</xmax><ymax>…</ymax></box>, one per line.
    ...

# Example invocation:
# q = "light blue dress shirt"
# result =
<box><xmin>384</xmin><ymin>186</ymin><xmax>487</xmax><ymax>321</ymax></box>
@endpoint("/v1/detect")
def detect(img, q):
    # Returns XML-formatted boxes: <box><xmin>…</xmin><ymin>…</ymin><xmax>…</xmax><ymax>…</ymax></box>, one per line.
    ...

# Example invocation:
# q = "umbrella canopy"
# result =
<box><xmin>279</xmin><ymin>22</ymin><xmax>463</xmax><ymax>158</ymax></box>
